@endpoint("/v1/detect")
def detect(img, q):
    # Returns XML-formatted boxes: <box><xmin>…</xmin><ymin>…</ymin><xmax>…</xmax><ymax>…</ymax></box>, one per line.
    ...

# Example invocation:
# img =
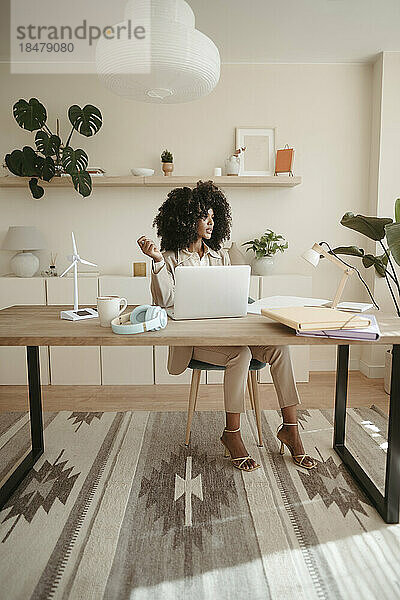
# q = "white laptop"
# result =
<box><xmin>166</xmin><ymin>265</ymin><xmax>251</xmax><ymax>320</ymax></box>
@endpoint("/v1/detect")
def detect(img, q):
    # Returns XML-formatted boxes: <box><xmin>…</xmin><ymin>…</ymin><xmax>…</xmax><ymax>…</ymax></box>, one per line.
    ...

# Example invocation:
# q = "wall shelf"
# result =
<box><xmin>0</xmin><ymin>175</ymin><xmax>302</xmax><ymax>189</ymax></box>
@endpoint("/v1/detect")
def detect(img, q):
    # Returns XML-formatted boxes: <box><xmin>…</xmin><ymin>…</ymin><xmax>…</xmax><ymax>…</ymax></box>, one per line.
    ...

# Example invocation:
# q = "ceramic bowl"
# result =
<box><xmin>131</xmin><ymin>168</ymin><xmax>155</xmax><ymax>177</ymax></box>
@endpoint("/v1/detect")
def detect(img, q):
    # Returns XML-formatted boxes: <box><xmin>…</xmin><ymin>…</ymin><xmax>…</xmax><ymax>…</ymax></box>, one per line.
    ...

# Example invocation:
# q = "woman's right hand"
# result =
<box><xmin>137</xmin><ymin>236</ymin><xmax>163</xmax><ymax>262</ymax></box>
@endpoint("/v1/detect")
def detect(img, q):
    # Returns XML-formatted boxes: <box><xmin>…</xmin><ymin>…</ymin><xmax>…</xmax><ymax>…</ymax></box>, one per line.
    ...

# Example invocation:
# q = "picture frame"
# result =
<box><xmin>235</xmin><ymin>127</ymin><xmax>276</xmax><ymax>176</ymax></box>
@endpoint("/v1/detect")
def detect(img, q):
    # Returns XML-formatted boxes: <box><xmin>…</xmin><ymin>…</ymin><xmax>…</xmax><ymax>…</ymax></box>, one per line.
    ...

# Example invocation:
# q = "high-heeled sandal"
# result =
<box><xmin>220</xmin><ymin>427</ymin><xmax>261</xmax><ymax>472</ymax></box>
<box><xmin>276</xmin><ymin>422</ymin><xmax>317</xmax><ymax>470</ymax></box>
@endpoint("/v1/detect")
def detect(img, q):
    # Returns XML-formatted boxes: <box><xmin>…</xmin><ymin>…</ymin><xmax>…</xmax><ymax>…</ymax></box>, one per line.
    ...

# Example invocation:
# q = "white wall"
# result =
<box><xmin>359</xmin><ymin>52</ymin><xmax>400</xmax><ymax>377</ymax></box>
<box><xmin>375</xmin><ymin>52</ymin><xmax>400</xmax><ymax>313</ymax></box>
<box><xmin>0</xmin><ymin>62</ymin><xmax>374</xmax><ymax>369</ymax></box>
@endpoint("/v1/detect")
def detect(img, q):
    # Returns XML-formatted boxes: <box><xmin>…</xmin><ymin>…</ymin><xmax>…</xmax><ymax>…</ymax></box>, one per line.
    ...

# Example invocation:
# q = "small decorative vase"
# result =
<box><xmin>228</xmin><ymin>241</ymin><xmax>247</xmax><ymax>265</ymax></box>
<box><xmin>225</xmin><ymin>155</ymin><xmax>240</xmax><ymax>176</ymax></box>
<box><xmin>252</xmin><ymin>256</ymin><xmax>275</xmax><ymax>275</ymax></box>
<box><xmin>162</xmin><ymin>162</ymin><xmax>174</xmax><ymax>176</ymax></box>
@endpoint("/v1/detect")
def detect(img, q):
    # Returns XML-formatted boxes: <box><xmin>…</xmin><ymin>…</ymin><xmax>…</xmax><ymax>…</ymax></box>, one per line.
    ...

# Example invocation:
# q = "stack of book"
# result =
<box><xmin>260</xmin><ymin>306</ymin><xmax>380</xmax><ymax>341</ymax></box>
<box><xmin>87</xmin><ymin>167</ymin><xmax>106</xmax><ymax>176</ymax></box>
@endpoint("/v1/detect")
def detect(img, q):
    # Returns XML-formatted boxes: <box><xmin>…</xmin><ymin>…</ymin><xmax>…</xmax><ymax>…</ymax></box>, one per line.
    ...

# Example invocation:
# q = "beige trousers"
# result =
<box><xmin>191</xmin><ymin>345</ymin><xmax>301</xmax><ymax>413</ymax></box>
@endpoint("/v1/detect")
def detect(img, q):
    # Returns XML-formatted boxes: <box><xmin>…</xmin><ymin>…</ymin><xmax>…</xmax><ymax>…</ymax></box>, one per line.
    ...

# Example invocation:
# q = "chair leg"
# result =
<box><xmin>250</xmin><ymin>370</ymin><xmax>263</xmax><ymax>447</ymax></box>
<box><xmin>185</xmin><ymin>370</ymin><xmax>202</xmax><ymax>446</ymax></box>
<box><xmin>247</xmin><ymin>373</ymin><xmax>255</xmax><ymax>410</ymax></box>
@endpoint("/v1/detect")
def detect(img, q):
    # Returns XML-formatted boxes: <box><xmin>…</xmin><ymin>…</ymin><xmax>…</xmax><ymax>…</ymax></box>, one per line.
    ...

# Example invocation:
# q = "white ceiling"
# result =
<box><xmin>1</xmin><ymin>0</ymin><xmax>400</xmax><ymax>64</ymax></box>
<box><xmin>189</xmin><ymin>0</ymin><xmax>400</xmax><ymax>63</ymax></box>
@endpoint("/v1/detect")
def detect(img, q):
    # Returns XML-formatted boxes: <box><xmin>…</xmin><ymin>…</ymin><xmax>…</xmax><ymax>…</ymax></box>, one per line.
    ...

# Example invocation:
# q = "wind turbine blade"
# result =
<box><xmin>79</xmin><ymin>259</ymin><xmax>98</xmax><ymax>267</ymax></box>
<box><xmin>71</xmin><ymin>231</ymin><xmax>78</xmax><ymax>255</ymax></box>
<box><xmin>59</xmin><ymin>261</ymin><xmax>75</xmax><ymax>278</ymax></box>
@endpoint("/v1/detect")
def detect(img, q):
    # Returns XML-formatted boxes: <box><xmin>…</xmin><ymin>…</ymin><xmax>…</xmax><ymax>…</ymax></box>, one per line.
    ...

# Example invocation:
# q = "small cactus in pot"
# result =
<box><xmin>161</xmin><ymin>149</ymin><xmax>173</xmax><ymax>176</ymax></box>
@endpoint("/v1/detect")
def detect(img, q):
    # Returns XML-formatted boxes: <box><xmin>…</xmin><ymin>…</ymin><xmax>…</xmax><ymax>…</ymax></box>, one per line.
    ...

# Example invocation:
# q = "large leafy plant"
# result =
<box><xmin>5</xmin><ymin>98</ymin><xmax>102</xmax><ymax>199</ymax></box>
<box><xmin>332</xmin><ymin>199</ymin><xmax>400</xmax><ymax>316</ymax></box>
<box><xmin>242</xmin><ymin>229</ymin><xmax>288</xmax><ymax>259</ymax></box>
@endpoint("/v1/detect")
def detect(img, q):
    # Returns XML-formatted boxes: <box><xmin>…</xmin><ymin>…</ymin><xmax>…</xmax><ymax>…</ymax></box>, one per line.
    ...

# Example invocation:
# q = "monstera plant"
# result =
<box><xmin>331</xmin><ymin>199</ymin><xmax>400</xmax><ymax>316</ymax></box>
<box><xmin>5</xmin><ymin>98</ymin><xmax>102</xmax><ymax>198</ymax></box>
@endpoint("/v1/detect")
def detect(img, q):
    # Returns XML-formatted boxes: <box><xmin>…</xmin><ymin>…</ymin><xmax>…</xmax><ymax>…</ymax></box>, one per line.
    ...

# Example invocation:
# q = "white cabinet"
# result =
<box><xmin>48</xmin><ymin>346</ymin><xmax>101</xmax><ymax>385</ymax></box>
<box><xmin>98</xmin><ymin>276</ymin><xmax>153</xmax><ymax>385</ymax></box>
<box><xmin>46</xmin><ymin>277</ymin><xmax>101</xmax><ymax>385</ymax></box>
<box><xmin>0</xmin><ymin>276</ymin><xmax>49</xmax><ymax>384</ymax></box>
<box><xmin>99</xmin><ymin>276</ymin><xmax>151</xmax><ymax>305</ymax></box>
<box><xmin>0</xmin><ymin>276</ymin><xmax>46</xmax><ymax>309</ymax></box>
<box><xmin>46</xmin><ymin>276</ymin><xmax>99</xmax><ymax>305</ymax></box>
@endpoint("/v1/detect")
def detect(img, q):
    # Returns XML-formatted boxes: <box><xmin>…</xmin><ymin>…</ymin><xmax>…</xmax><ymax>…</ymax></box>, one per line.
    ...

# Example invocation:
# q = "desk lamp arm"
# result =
<box><xmin>318</xmin><ymin>241</ymin><xmax>380</xmax><ymax>310</ymax></box>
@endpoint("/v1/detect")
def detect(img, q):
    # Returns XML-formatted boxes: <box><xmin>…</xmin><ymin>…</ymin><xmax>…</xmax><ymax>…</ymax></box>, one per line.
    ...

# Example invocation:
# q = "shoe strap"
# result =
<box><xmin>224</xmin><ymin>427</ymin><xmax>240</xmax><ymax>433</ymax></box>
<box><xmin>233</xmin><ymin>456</ymin><xmax>252</xmax><ymax>468</ymax></box>
<box><xmin>277</xmin><ymin>422</ymin><xmax>298</xmax><ymax>433</ymax></box>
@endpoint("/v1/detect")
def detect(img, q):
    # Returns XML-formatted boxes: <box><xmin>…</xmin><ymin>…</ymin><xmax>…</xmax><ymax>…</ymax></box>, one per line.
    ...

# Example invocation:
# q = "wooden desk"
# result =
<box><xmin>1</xmin><ymin>305</ymin><xmax>399</xmax><ymax>523</ymax></box>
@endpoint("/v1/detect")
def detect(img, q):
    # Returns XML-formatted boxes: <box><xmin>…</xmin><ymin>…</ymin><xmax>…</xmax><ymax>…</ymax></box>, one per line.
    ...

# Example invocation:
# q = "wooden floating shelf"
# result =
<box><xmin>0</xmin><ymin>175</ymin><xmax>301</xmax><ymax>189</ymax></box>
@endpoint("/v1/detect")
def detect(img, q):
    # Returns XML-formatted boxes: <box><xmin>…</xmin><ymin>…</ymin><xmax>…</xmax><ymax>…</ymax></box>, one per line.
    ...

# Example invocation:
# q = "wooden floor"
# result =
<box><xmin>0</xmin><ymin>372</ymin><xmax>389</xmax><ymax>416</ymax></box>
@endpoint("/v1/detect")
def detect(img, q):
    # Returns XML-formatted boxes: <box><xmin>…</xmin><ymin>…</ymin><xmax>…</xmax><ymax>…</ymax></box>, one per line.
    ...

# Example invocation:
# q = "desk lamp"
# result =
<box><xmin>302</xmin><ymin>241</ymin><xmax>379</xmax><ymax>310</ymax></box>
<box><xmin>302</xmin><ymin>242</ymin><xmax>355</xmax><ymax>308</ymax></box>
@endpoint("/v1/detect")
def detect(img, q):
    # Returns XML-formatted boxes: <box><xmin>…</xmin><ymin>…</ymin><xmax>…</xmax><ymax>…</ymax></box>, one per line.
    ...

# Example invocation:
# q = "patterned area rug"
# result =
<box><xmin>1</xmin><ymin>407</ymin><xmax>399</xmax><ymax>600</ymax></box>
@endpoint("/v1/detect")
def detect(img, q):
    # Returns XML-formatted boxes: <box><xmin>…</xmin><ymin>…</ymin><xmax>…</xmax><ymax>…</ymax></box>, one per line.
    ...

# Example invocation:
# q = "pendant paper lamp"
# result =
<box><xmin>96</xmin><ymin>0</ymin><xmax>220</xmax><ymax>103</ymax></box>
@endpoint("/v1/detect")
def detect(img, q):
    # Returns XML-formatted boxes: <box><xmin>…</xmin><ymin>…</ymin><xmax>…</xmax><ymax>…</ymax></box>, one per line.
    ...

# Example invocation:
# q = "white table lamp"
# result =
<box><xmin>302</xmin><ymin>242</ymin><xmax>354</xmax><ymax>308</ymax></box>
<box><xmin>2</xmin><ymin>226</ymin><xmax>47</xmax><ymax>277</ymax></box>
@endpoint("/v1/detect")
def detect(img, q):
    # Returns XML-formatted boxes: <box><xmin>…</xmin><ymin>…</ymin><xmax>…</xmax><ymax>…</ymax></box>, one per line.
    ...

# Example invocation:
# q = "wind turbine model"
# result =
<box><xmin>59</xmin><ymin>232</ymin><xmax>99</xmax><ymax>321</ymax></box>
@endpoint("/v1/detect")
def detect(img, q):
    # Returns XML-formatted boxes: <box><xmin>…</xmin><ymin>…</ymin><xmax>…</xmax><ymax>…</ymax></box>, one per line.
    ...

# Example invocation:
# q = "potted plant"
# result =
<box><xmin>242</xmin><ymin>229</ymin><xmax>288</xmax><ymax>275</ymax></box>
<box><xmin>161</xmin><ymin>149</ymin><xmax>173</xmax><ymax>176</ymax></box>
<box><xmin>4</xmin><ymin>98</ymin><xmax>102</xmax><ymax>199</ymax></box>
<box><xmin>331</xmin><ymin>199</ymin><xmax>400</xmax><ymax>393</ymax></box>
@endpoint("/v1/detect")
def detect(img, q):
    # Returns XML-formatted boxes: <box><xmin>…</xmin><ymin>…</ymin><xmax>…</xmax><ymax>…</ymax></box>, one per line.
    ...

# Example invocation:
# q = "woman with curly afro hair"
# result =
<box><xmin>137</xmin><ymin>180</ymin><xmax>317</xmax><ymax>472</ymax></box>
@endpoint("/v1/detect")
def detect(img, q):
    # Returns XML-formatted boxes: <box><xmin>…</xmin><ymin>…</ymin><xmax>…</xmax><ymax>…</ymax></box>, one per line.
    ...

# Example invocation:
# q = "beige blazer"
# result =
<box><xmin>150</xmin><ymin>243</ymin><xmax>231</xmax><ymax>375</ymax></box>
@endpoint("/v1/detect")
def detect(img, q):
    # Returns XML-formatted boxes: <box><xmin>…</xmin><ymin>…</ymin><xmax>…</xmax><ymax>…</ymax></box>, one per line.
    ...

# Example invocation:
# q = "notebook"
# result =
<box><xmin>260</xmin><ymin>306</ymin><xmax>371</xmax><ymax>332</ymax></box>
<box><xmin>296</xmin><ymin>314</ymin><xmax>380</xmax><ymax>341</ymax></box>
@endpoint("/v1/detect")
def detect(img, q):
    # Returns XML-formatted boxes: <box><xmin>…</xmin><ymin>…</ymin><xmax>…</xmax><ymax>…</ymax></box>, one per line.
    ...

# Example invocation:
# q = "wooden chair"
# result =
<box><xmin>185</xmin><ymin>357</ymin><xmax>266</xmax><ymax>448</ymax></box>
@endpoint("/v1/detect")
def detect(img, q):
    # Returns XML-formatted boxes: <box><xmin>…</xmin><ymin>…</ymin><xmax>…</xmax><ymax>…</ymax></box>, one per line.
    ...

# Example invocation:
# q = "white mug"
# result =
<box><xmin>97</xmin><ymin>295</ymin><xmax>128</xmax><ymax>327</ymax></box>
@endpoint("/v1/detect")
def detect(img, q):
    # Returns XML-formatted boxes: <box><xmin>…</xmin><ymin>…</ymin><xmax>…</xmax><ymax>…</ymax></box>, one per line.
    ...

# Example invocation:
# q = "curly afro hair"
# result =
<box><xmin>152</xmin><ymin>180</ymin><xmax>232</xmax><ymax>252</ymax></box>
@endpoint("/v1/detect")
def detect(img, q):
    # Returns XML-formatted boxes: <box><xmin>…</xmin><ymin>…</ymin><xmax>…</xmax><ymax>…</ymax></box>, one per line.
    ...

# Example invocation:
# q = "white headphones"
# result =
<box><xmin>111</xmin><ymin>304</ymin><xmax>168</xmax><ymax>335</ymax></box>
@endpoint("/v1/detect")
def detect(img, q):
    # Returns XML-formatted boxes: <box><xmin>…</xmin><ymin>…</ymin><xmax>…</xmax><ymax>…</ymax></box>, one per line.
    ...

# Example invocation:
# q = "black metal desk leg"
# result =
<box><xmin>334</xmin><ymin>345</ymin><xmax>349</xmax><ymax>447</ymax></box>
<box><xmin>383</xmin><ymin>344</ymin><xmax>400</xmax><ymax>523</ymax></box>
<box><xmin>27</xmin><ymin>346</ymin><xmax>44</xmax><ymax>454</ymax></box>
<box><xmin>0</xmin><ymin>346</ymin><xmax>44</xmax><ymax>509</ymax></box>
<box><xmin>333</xmin><ymin>343</ymin><xmax>400</xmax><ymax>523</ymax></box>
